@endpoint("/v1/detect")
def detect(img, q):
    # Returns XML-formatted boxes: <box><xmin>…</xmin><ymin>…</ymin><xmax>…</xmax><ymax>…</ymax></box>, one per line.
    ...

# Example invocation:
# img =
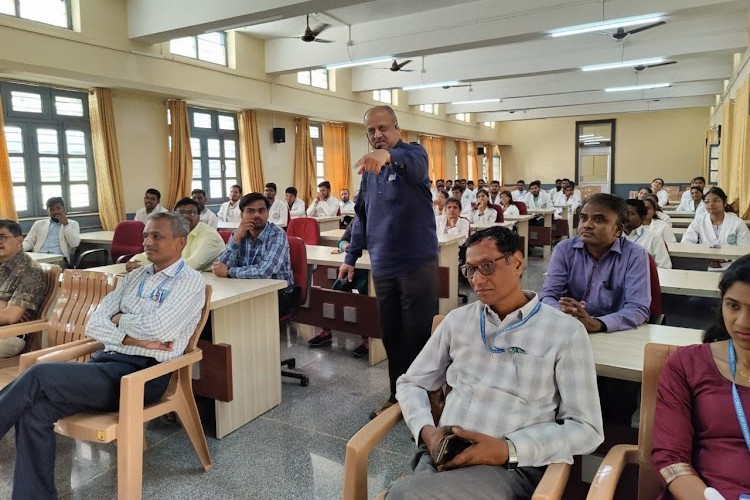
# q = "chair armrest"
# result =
<box><xmin>37</xmin><ymin>341</ymin><xmax>104</xmax><ymax>363</ymax></box>
<box><xmin>532</xmin><ymin>462</ymin><xmax>570</xmax><ymax>500</ymax></box>
<box><xmin>18</xmin><ymin>338</ymin><xmax>98</xmax><ymax>372</ymax></box>
<box><xmin>585</xmin><ymin>444</ymin><xmax>639</xmax><ymax>500</ymax></box>
<box><xmin>343</xmin><ymin>402</ymin><xmax>404</xmax><ymax>500</ymax></box>
<box><xmin>0</xmin><ymin>319</ymin><xmax>47</xmax><ymax>340</ymax></box>
<box><xmin>119</xmin><ymin>349</ymin><xmax>203</xmax><ymax>386</ymax></box>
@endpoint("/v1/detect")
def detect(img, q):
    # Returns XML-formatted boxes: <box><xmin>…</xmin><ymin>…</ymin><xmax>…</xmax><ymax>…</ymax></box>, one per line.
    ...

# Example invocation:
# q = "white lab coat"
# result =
<box><xmin>436</xmin><ymin>215</ymin><xmax>470</xmax><ymax>244</ymax></box>
<box><xmin>682</xmin><ymin>212</ymin><xmax>750</xmax><ymax>246</ymax></box>
<box><xmin>199</xmin><ymin>208</ymin><xmax>219</xmax><ymax>229</ymax></box>
<box><xmin>655</xmin><ymin>189</ymin><xmax>670</xmax><ymax>207</ymax></box>
<box><xmin>218</xmin><ymin>201</ymin><xmax>241</xmax><ymax>222</ymax></box>
<box><xmin>647</xmin><ymin>218</ymin><xmax>677</xmax><ymax>244</ymax></box>
<box><xmin>626</xmin><ymin>225</ymin><xmax>672</xmax><ymax>269</ymax></box>
<box><xmin>134</xmin><ymin>204</ymin><xmax>168</xmax><ymax>223</ymax></box>
<box><xmin>522</xmin><ymin>191</ymin><xmax>553</xmax><ymax>210</ymax></box>
<box><xmin>268</xmin><ymin>198</ymin><xmax>289</xmax><ymax>228</ymax></box>
<box><xmin>306</xmin><ymin>196</ymin><xmax>340</xmax><ymax>217</ymax></box>
<box><xmin>288</xmin><ymin>199</ymin><xmax>306</xmax><ymax>217</ymax></box>
<box><xmin>468</xmin><ymin>207</ymin><xmax>498</xmax><ymax>224</ymax></box>
<box><xmin>510</xmin><ymin>189</ymin><xmax>527</xmax><ymax>202</ymax></box>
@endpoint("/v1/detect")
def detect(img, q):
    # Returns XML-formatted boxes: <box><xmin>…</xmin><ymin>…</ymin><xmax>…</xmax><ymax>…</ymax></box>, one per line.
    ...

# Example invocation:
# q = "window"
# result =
<box><xmin>170</xmin><ymin>32</ymin><xmax>227</xmax><ymax>66</ymax></box>
<box><xmin>455</xmin><ymin>113</ymin><xmax>471</xmax><ymax>123</ymax></box>
<box><xmin>483</xmin><ymin>121</ymin><xmax>495</xmax><ymax>129</ymax></box>
<box><xmin>493</xmin><ymin>154</ymin><xmax>501</xmax><ymax>182</ymax></box>
<box><xmin>297</xmin><ymin>69</ymin><xmax>329</xmax><ymax>90</ymax></box>
<box><xmin>309</xmin><ymin>122</ymin><xmax>325</xmax><ymax>186</ymax></box>
<box><xmin>372</xmin><ymin>89</ymin><xmax>392</xmax><ymax>104</ymax></box>
<box><xmin>0</xmin><ymin>0</ymin><xmax>71</xmax><ymax>28</ymax></box>
<box><xmin>186</xmin><ymin>108</ymin><xmax>239</xmax><ymax>203</ymax></box>
<box><xmin>419</xmin><ymin>103</ymin><xmax>438</xmax><ymax>115</ymax></box>
<box><xmin>2</xmin><ymin>82</ymin><xmax>96</xmax><ymax>217</ymax></box>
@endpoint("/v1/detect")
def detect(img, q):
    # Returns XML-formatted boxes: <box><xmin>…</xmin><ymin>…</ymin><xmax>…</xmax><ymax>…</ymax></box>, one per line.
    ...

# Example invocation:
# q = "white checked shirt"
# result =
<box><xmin>86</xmin><ymin>259</ymin><xmax>205</xmax><ymax>362</ymax></box>
<box><xmin>397</xmin><ymin>293</ymin><xmax>603</xmax><ymax>467</ymax></box>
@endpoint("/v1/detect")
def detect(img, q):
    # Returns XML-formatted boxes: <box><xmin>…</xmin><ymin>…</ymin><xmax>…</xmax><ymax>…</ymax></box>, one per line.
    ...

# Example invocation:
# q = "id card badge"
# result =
<box><xmin>153</xmin><ymin>288</ymin><xmax>171</xmax><ymax>303</ymax></box>
<box><xmin>388</xmin><ymin>173</ymin><xmax>397</xmax><ymax>182</ymax></box>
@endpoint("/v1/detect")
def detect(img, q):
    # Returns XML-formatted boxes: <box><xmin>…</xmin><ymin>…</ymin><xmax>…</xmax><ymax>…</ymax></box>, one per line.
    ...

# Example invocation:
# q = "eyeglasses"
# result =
<box><xmin>0</xmin><ymin>234</ymin><xmax>18</xmax><ymax>243</ymax></box>
<box><xmin>460</xmin><ymin>255</ymin><xmax>510</xmax><ymax>279</ymax></box>
<box><xmin>176</xmin><ymin>210</ymin><xmax>198</xmax><ymax>216</ymax></box>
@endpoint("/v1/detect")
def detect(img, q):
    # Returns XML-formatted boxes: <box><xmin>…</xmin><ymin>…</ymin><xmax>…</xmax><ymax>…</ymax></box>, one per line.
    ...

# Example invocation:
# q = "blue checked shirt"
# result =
<box><xmin>86</xmin><ymin>259</ymin><xmax>206</xmax><ymax>362</ymax></box>
<box><xmin>218</xmin><ymin>223</ymin><xmax>293</xmax><ymax>286</ymax></box>
<box><xmin>396</xmin><ymin>293</ymin><xmax>604</xmax><ymax>467</ymax></box>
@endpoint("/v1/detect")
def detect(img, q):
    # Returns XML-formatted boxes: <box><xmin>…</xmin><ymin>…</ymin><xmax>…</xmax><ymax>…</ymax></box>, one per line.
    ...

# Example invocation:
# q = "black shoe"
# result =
<box><xmin>369</xmin><ymin>400</ymin><xmax>395</xmax><ymax>420</ymax></box>
<box><xmin>308</xmin><ymin>331</ymin><xmax>332</xmax><ymax>347</ymax></box>
<box><xmin>352</xmin><ymin>343</ymin><xmax>369</xmax><ymax>358</ymax></box>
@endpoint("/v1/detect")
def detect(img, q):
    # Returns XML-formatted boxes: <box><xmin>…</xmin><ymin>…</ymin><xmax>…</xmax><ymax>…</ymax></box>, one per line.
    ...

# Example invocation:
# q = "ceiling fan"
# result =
<box><xmin>610</xmin><ymin>21</ymin><xmax>666</xmax><ymax>40</ymax></box>
<box><xmin>292</xmin><ymin>14</ymin><xmax>333</xmax><ymax>43</ymax></box>
<box><xmin>387</xmin><ymin>59</ymin><xmax>413</xmax><ymax>72</ymax></box>
<box><xmin>633</xmin><ymin>60</ymin><xmax>676</xmax><ymax>71</ymax></box>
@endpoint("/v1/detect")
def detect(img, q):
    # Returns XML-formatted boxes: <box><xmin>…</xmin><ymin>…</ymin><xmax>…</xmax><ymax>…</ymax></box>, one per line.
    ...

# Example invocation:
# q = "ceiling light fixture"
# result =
<box><xmin>548</xmin><ymin>13</ymin><xmax>664</xmax><ymax>38</ymax></box>
<box><xmin>450</xmin><ymin>98</ymin><xmax>501</xmax><ymax>105</ymax></box>
<box><xmin>581</xmin><ymin>57</ymin><xmax>666</xmax><ymax>72</ymax></box>
<box><xmin>402</xmin><ymin>81</ymin><xmax>460</xmax><ymax>91</ymax></box>
<box><xmin>605</xmin><ymin>82</ymin><xmax>671</xmax><ymax>92</ymax></box>
<box><xmin>326</xmin><ymin>56</ymin><xmax>394</xmax><ymax>70</ymax></box>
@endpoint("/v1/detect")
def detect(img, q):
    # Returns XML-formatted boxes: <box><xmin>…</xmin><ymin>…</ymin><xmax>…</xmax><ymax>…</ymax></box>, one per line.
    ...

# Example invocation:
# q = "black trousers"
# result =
<box><xmin>0</xmin><ymin>351</ymin><xmax>171</xmax><ymax>500</ymax></box>
<box><xmin>373</xmin><ymin>258</ymin><xmax>439</xmax><ymax>401</ymax></box>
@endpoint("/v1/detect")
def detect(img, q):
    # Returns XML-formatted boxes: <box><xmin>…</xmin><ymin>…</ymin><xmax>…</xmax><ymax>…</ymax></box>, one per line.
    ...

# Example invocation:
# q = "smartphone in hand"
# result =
<box><xmin>435</xmin><ymin>433</ymin><xmax>473</xmax><ymax>466</ymax></box>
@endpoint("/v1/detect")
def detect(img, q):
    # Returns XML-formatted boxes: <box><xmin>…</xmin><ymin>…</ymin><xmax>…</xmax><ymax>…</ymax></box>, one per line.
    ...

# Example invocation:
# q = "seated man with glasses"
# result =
<box><xmin>126</xmin><ymin>198</ymin><xmax>225</xmax><ymax>272</ymax></box>
<box><xmin>388</xmin><ymin>226</ymin><xmax>603</xmax><ymax>499</ymax></box>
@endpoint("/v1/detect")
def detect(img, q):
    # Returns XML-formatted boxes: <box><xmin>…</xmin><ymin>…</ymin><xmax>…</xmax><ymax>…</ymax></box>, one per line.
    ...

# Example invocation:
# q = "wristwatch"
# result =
<box><xmin>504</xmin><ymin>438</ymin><xmax>518</xmax><ymax>470</ymax></box>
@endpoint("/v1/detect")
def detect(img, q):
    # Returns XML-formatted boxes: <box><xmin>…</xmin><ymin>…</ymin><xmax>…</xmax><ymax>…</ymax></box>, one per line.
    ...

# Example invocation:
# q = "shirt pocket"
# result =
<box><xmin>383</xmin><ymin>174</ymin><xmax>400</xmax><ymax>202</ymax></box>
<box><xmin>510</xmin><ymin>353</ymin><xmax>555</xmax><ymax>403</ymax></box>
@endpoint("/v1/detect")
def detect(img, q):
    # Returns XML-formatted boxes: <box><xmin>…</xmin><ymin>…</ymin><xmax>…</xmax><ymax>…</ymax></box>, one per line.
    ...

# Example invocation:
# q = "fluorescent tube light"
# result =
<box><xmin>450</xmin><ymin>98</ymin><xmax>501</xmax><ymax>105</ymax></box>
<box><xmin>549</xmin><ymin>14</ymin><xmax>664</xmax><ymax>38</ymax></box>
<box><xmin>581</xmin><ymin>57</ymin><xmax>666</xmax><ymax>72</ymax></box>
<box><xmin>402</xmin><ymin>81</ymin><xmax>460</xmax><ymax>91</ymax></box>
<box><xmin>583</xmin><ymin>141</ymin><xmax>601</xmax><ymax>145</ymax></box>
<box><xmin>326</xmin><ymin>57</ymin><xmax>394</xmax><ymax>70</ymax></box>
<box><xmin>605</xmin><ymin>82</ymin><xmax>671</xmax><ymax>92</ymax></box>
<box><xmin>579</xmin><ymin>134</ymin><xmax>594</xmax><ymax>138</ymax></box>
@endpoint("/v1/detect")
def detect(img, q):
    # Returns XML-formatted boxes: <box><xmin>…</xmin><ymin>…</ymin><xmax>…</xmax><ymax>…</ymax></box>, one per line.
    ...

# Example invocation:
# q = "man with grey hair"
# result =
<box><xmin>338</xmin><ymin>105</ymin><xmax>438</xmax><ymax>418</ymax></box>
<box><xmin>0</xmin><ymin>212</ymin><xmax>206</xmax><ymax>499</ymax></box>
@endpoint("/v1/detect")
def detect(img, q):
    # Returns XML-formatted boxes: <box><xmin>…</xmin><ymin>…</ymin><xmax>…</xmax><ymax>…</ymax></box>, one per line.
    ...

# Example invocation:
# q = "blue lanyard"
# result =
<box><xmin>729</xmin><ymin>339</ymin><xmax>750</xmax><ymax>453</ymax></box>
<box><xmin>479</xmin><ymin>301</ymin><xmax>541</xmax><ymax>353</ymax></box>
<box><xmin>137</xmin><ymin>261</ymin><xmax>184</xmax><ymax>302</ymax></box>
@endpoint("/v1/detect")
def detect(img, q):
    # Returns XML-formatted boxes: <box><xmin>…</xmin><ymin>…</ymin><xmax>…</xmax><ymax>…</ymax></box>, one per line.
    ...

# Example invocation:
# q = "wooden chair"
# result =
<box><xmin>37</xmin><ymin>285</ymin><xmax>214</xmax><ymax>500</ymax></box>
<box><xmin>342</xmin><ymin>315</ymin><xmax>570</xmax><ymax>500</ymax></box>
<box><xmin>586</xmin><ymin>343</ymin><xmax>680</xmax><ymax>500</ymax></box>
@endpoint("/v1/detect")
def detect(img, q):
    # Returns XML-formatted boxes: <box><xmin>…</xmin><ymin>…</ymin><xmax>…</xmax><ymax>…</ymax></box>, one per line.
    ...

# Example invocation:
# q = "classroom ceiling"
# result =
<box><xmin>129</xmin><ymin>0</ymin><xmax>749</xmax><ymax>122</ymax></box>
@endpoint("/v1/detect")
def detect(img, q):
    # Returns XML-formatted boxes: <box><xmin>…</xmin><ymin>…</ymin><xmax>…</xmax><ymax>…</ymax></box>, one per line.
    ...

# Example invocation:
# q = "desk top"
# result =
<box><xmin>80</xmin><ymin>231</ymin><xmax>115</xmax><ymax>244</ymax></box>
<box><xmin>667</xmin><ymin>242</ymin><xmax>750</xmax><ymax>260</ymax></box>
<box><xmin>657</xmin><ymin>268</ymin><xmax>721</xmax><ymax>298</ymax></box>
<box><xmin>665</xmin><ymin>211</ymin><xmax>695</xmax><ymax>219</ymax></box>
<box><xmin>589</xmin><ymin>324</ymin><xmax>703</xmax><ymax>382</ymax></box>
<box><xmin>217</xmin><ymin>221</ymin><xmax>239</xmax><ymax>229</ymax></box>
<box><xmin>503</xmin><ymin>215</ymin><xmax>535</xmax><ymax>222</ymax></box>
<box><xmin>27</xmin><ymin>252</ymin><xmax>65</xmax><ymax>263</ymax></box>
<box><xmin>86</xmin><ymin>263</ymin><xmax>287</xmax><ymax>310</ymax></box>
<box><xmin>290</xmin><ymin>215</ymin><xmax>340</xmax><ymax>223</ymax></box>
<box><xmin>305</xmin><ymin>245</ymin><xmax>372</xmax><ymax>269</ymax></box>
<box><xmin>470</xmin><ymin>221</ymin><xmax>515</xmax><ymax>230</ymax></box>
<box><xmin>527</xmin><ymin>208</ymin><xmax>556</xmax><ymax>215</ymax></box>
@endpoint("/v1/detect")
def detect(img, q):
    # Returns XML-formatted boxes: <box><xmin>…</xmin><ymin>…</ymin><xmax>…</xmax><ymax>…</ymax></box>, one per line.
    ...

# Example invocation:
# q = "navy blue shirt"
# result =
<box><xmin>345</xmin><ymin>140</ymin><xmax>438</xmax><ymax>278</ymax></box>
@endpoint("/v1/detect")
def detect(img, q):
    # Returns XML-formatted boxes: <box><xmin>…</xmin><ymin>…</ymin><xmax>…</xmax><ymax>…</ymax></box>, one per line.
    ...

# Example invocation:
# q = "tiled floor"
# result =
<box><xmin>0</xmin><ymin>248</ymin><xmax>715</xmax><ymax>499</ymax></box>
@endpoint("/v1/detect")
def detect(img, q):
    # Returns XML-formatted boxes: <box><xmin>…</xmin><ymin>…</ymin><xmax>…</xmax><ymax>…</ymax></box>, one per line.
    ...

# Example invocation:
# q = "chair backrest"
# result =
<box><xmin>492</xmin><ymin>204</ymin><xmax>504</xmax><ymax>222</ymax></box>
<box><xmin>287</xmin><ymin>236</ymin><xmax>308</xmax><ymax>305</ymax></box>
<box><xmin>218</xmin><ymin>230</ymin><xmax>232</xmax><ymax>244</ymax></box>
<box><xmin>47</xmin><ymin>270</ymin><xmax>120</xmax><ymax>348</ymax></box>
<box><xmin>636</xmin><ymin>343</ymin><xmax>682</xmax><ymax>500</ymax></box>
<box><xmin>647</xmin><ymin>253</ymin><xmax>662</xmax><ymax>318</ymax></box>
<box><xmin>287</xmin><ymin>217</ymin><xmax>321</xmax><ymax>246</ymax></box>
<box><xmin>111</xmin><ymin>220</ymin><xmax>145</xmax><ymax>262</ymax></box>
<box><xmin>25</xmin><ymin>264</ymin><xmax>62</xmax><ymax>350</ymax></box>
<box><xmin>512</xmin><ymin>201</ymin><xmax>528</xmax><ymax>215</ymax></box>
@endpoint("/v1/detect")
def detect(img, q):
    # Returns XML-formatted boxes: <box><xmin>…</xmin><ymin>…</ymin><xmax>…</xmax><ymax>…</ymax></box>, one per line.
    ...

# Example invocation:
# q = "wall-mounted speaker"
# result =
<box><xmin>272</xmin><ymin>127</ymin><xmax>286</xmax><ymax>143</ymax></box>
<box><xmin>476</xmin><ymin>146</ymin><xmax>485</xmax><ymax>155</ymax></box>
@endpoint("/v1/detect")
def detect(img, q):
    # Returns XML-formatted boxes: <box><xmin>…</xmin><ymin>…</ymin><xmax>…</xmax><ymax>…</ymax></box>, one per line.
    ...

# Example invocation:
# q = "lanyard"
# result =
<box><xmin>479</xmin><ymin>301</ymin><xmax>541</xmax><ymax>353</ymax></box>
<box><xmin>729</xmin><ymin>339</ymin><xmax>750</xmax><ymax>453</ymax></box>
<box><xmin>137</xmin><ymin>261</ymin><xmax>184</xmax><ymax>302</ymax></box>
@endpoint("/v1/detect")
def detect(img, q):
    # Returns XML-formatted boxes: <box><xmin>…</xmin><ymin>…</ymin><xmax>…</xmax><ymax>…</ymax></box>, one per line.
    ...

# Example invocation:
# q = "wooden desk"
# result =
<box><xmin>503</xmin><ymin>215</ymin><xmax>534</xmax><ymax>264</ymax></box>
<box><xmin>673</xmin><ymin>227</ymin><xmax>685</xmax><ymax>242</ymax></box>
<box><xmin>657</xmin><ymin>268</ymin><xmax>721</xmax><ymax>298</ymax></box>
<box><xmin>320</xmin><ymin>229</ymin><xmax>345</xmax><ymax>247</ymax></box>
<box><xmin>527</xmin><ymin>208</ymin><xmax>556</xmax><ymax>258</ymax></box>
<box><xmin>291</xmin><ymin>215</ymin><xmax>340</xmax><ymax>232</ymax></box>
<box><xmin>27</xmin><ymin>252</ymin><xmax>65</xmax><ymax>264</ymax></box>
<box><xmin>667</xmin><ymin>211</ymin><xmax>695</xmax><ymax>219</ymax></box>
<box><xmin>79</xmin><ymin>231</ymin><xmax>115</xmax><ymax>244</ymax></box>
<box><xmin>667</xmin><ymin>242</ymin><xmax>750</xmax><ymax>260</ymax></box>
<box><xmin>589</xmin><ymin>324</ymin><xmax>702</xmax><ymax>382</ymax></box>
<box><xmin>87</xmin><ymin>263</ymin><xmax>287</xmax><ymax>439</ymax></box>
<box><xmin>217</xmin><ymin>221</ymin><xmax>239</xmax><ymax>230</ymax></box>
<box><xmin>671</xmin><ymin>219</ymin><xmax>691</xmax><ymax>229</ymax></box>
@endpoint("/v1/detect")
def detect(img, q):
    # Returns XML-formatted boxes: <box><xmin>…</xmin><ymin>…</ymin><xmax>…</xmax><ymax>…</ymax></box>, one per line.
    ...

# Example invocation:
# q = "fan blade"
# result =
<box><xmin>310</xmin><ymin>23</ymin><xmax>330</xmax><ymax>37</ymax></box>
<box><xmin>646</xmin><ymin>60</ymin><xmax>677</xmax><ymax>69</ymax></box>
<box><xmin>626</xmin><ymin>21</ymin><xmax>666</xmax><ymax>36</ymax></box>
<box><xmin>313</xmin><ymin>38</ymin><xmax>334</xmax><ymax>43</ymax></box>
<box><xmin>395</xmin><ymin>59</ymin><xmax>412</xmax><ymax>70</ymax></box>
<box><xmin>611</xmin><ymin>27</ymin><xmax>628</xmax><ymax>40</ymax></box>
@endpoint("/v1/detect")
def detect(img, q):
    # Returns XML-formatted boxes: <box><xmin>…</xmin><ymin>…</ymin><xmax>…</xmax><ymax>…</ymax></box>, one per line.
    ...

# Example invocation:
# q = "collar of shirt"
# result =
<box><xmin>483</xmin><ymin>291</ymin><xmax>539</xmax><ymax>329</ymax></box>
<box><xmin>0</xmin><ymin>251</ymin><xmax>27</xmax><ymax>271</ymax></box>
<box><xmin>143</xmin><ymin>258</ymin><xmax>186</xmax><ymax>278</ymax></box>
<box><xmin>626</xmin><ymin>225</ymin><xmax>646</xmax><ymax>241</ymax></box>
<box><xmin>571</xmin><ymin>235</ymin><xmax>624</xmax><ymax>257</ymax></box>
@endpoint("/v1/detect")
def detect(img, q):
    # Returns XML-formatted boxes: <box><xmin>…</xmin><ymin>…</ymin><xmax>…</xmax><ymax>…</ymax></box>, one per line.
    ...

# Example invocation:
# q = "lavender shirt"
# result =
<box><xmin>540</xmin><ymin>236</ymin><xmax>651</xmax><ymax>332</ymax></box>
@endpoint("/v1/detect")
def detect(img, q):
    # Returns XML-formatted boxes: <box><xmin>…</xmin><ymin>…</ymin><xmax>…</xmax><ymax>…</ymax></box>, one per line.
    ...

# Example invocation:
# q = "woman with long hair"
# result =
<box><xmin>498</xmin><ymin>190</ymin><xmax>520</xmax><ymax>218</ymax></box>
<box><xmin>651</xmin><ymin>177</ymin><xmax>670</xmax><ymax>207</ymax></box>
<box><xmin>652</xmin><ymin>255</ymin><xmax>750</xmax><ymax>499</ymax></box>
<box><xmin>683</xmin><ymin>187</ymin><xmax>750</xmax><ymax>247</ymax></box>
<box><xmin>468</xmin><ymin>189</ymin><xmax>498</xmax><ymax>224</ymax></box>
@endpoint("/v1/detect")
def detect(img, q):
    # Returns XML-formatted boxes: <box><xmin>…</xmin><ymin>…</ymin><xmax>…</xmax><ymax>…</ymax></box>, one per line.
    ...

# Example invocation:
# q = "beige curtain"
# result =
<box><xmin>471</xmin><ymin>142</ymin><xmax>480</xmax><ymax>182</ymax></box>
<box><xmin>419</xmin><ymin>135</ymin><xmax>446</xmax><ymax>182</ymax></box>
<box><xmin>486</xmin><ymin>144</ymin><xmax>494</xmax><ymax>183</ymax></box>
<box><xmin>730</xmin><ymin>78</ymin><xmax>750</xmax><ymax>218</ymax></box>
<box><xmin>0</xmin><ymin>99</ymin><xmax>17</xmax><ymax>219</ymax></box>
<box><xmin>238</xmin><ymin>110</ymin><xmax>265</xmax><ymax>193</ymax></box>
<box><xmin>720</xmin><ymin>99</ymin><xmax>734</xmax><ymax>195</ymax></box>
<box><xmin>456</xmin><ymin>141</ymin><xmax>468</xmax><ymax>179</ymax></box>
<box><xmin>399</xmin><ymin>129</ymin><xmax>408</xmax><ymax>142</ymax></box>
<box><xmin>165</xmin><ymin>100</ymin><xmax>193</xmax><ymax>210</ymax></box>
<box><xmin>322</xmin><ymin>122</ymin><xmax>350</xmax><ymax>194</ymax></box>
<box><xmin>293</xmin><ymin>117</ymin><xmax>316</xmax><ymax>205</ymax></box>
<box><xmin>88</xmin><ymin>88</ymin><xmax>126</xmax><ymax>229</ymax></box>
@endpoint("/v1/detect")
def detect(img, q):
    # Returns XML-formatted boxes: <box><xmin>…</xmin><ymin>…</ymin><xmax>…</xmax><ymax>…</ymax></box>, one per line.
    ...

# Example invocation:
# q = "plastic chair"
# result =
<box><xmin>646</xmin><ymin>254</ymin><xmax>664</xmax><ymax>325</ymax></box>
<box><xmin>492</xmin><ymin>204</ymin><xmax>505</xmax><ymax>222</ymax></box>
<box><xmin>218</xmin><ymin>230</ymin><xmax>232</xmax><ymax>244</ymax></box>
<box><xmin>280</xmin><ymin>236</ymin><xmax>311</xmax><ymax>386</ymax></box>
<box><xmin>586</xmin><ymin>343</ymin><xmax>680</xmax><ymax>500</ymax></box>
<box><xmin>45</xmin><ymin>285</ymin><xmax>214</xmax><ymax>500</ymax></box>
<box><xmin>78</xmin><ymin>221</ymin><xmax>145</xmax><ymax>265</ymax></box>
<box><xmin>343</xmin><ymin>315</ymin><xmax>571</xmax><ymax>500</ymax></box>
<box><xmin>287</xmin><ymin>217</ymin><xmax>321</xmax><ymax>246</ymax></box>
<box><xmin>0</xmin><ymin>269</ymin><xmax>117</xmax><ymax>389</ymax></box>
<box><xmin>513</xmin><ymin>201</ymin><xmax>528</xmax><ymax>215</ymax></box>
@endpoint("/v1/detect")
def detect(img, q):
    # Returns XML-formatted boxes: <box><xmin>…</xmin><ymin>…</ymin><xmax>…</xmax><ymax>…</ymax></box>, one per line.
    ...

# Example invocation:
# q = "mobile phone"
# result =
<box><xmin>435</xmin><ymin>434</ymin><xmax>473</xmax><ymax>466</ymax></box>
<box><xmin>332</xmin><ymin>278</ymin><xmax>354</xmax><ymax>292</ymax></box>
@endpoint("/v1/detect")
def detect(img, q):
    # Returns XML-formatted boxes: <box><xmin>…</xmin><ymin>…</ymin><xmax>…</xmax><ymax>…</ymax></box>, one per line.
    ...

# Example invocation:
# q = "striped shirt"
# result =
<box><xmin>218</xmin><ymin>223</ymin><xmax>293</xmax><ymax>285</ymax></box>
<box><xmin>396</xmin><ymin>293</ymin><xmax>603</xmax><ymax>467</ymax></box>
<box><xmin>86</xmin><ymin>259</ymin><xmax>205</xmax><ymax>362</ymax></box>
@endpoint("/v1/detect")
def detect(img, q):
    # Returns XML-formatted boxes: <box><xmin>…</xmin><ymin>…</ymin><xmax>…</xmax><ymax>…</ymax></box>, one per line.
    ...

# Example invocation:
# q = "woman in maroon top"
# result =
<box><xmin>652</xmin><ymin>254</ymin><xmax>750</xmax><ymax>499</ymax></box>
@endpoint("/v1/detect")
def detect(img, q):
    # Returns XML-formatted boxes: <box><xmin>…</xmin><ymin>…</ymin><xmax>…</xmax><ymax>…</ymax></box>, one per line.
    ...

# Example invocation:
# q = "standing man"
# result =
<box><xmin>306</xmin><ymin>181</ymin><xmax>339</xmax><ymax>217</ymax></box>
<box><xmin>23</xmin><ymin>197</ymin><xmax>80</xmax><ymax>268</ymax></box>
<box><xmin>191</xmin><ymin>189</ymin><xmax>219</xmax><ymax>229</ymax></box>
<box><xmin>340</xmin><ymin>105</ymin><xmax>438</xmax><ymax>418</ymax></box>
<box><xmin>264</xmin><ymin>182</ymin><xmax>290</xmax><ymax>228</ymax></box>
<box><xmin>134</xmin><ymin>188</ymin><xmax>167</xmax><ymax>223</ymax></box>
<box><xmin>218</xmin><ymin>184</ymin><xmax>242</xmax><ymax>223</ymax></box>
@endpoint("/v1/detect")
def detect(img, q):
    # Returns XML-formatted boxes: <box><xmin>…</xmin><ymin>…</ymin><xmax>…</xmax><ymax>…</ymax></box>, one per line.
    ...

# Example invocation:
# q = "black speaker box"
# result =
<box><xmin>272</xmin><ymin>127</ymin><xmax>286</xmax><ymax>143</ymax></box>
<box><xmin>477</xmin><ymin>146</ymin><xmax>485</xmax><ymax>155</ymax></box>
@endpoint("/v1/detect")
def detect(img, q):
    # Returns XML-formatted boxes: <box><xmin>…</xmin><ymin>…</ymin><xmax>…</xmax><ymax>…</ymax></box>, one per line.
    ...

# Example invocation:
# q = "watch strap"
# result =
<box><xmin>505</xmin><ymin>438</ymin><xmax>518</xmax><ymax>470</ymax></box>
